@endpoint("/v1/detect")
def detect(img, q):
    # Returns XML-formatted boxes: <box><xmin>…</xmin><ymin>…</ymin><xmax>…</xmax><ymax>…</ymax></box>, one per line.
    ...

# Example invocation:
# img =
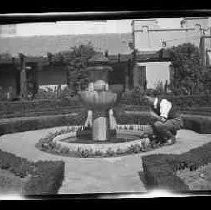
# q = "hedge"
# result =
<box><xmin>120</xmin><ymin>93</ymin><xmax>211</xmax><ymax>108</ymax></box>
<box><xmin>0</xmin><ymin>98</ymin><xmax>83</xmax><ymax>119</ymax></box>
<box><xmin>0</xmin><ymin>112</ymin><xmax>87</xmax><ymax>135</ymax></box>
<box><xmin>0</xmin><ymin>94</ymin><xmax>211</xmax><ymax>119</ymax></box>
<box><xmin>182</xmin><ymin>114</ymin><xmax>211</xmax><ymax>134</ymax></box>
<box><xmin>0</xmin><ymin>149</ymin><xmax>65</xmax><ymax>195</ymax></box>
<box><xmin>1</xmin><ymin>108</ymin><xmax>211</xmax><ymax>136</ymax></box>
<box><xmin>141</xmin><ymin>141</ymin><xmax>211</xmax><ymax>192</ymax></box>
<box><xmin>0</xmin><ymin>110</ymin><xmax>156</xmax><ymax>136</ymax></box>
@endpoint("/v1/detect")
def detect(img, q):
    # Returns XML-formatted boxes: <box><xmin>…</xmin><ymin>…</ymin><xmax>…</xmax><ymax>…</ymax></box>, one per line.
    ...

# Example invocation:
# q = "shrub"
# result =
<box><xmin>0</xmin><ymin>149</ymin><xmax>65</xmax><ymax>195</ymax></box>
<box><xmin>78</xmin><ymin>148</ymin><xmax>91</xmax><ymax>158</ymax></box>
<box><xmin>128</xmin><ymin>144</ymin><xmax>142</xmax><ymax>153</ymax></box>
<box><xmin>59</xmin><ymin>147</ymin><xmax>70</xmax><ymax>154</ymax></box>
<box><xmin>0</xmin><ymin>112</ymin><xmax>87</xmax><ymax>135</ymax></box>
<box><xmin>34</xmin><ymin>88</ymin><xmax>57</xmax><ymax>100</ymax></box>
<box><xmin>94</xmin><ymin>150</ymin><xmax>103</xmax><ymax>157</ymax></box>
<box><xmin>24</xmin><ymin>160</ymin><xmax>65</xmax><ymax>195</ymax></box>
<box><xmin>141</xmin><ymin>141</ymin><xmax>211</xmax><ymax>191</ymax></box>
<box><xmin>105</xmin><ymin>148</ymin><xmax>115</xmax><ymax>156</ymax></box>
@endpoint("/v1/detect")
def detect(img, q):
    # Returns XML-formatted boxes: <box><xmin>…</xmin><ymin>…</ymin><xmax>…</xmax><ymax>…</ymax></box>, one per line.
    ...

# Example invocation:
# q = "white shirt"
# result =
<box><xmin>154</xmin><ymin>98</ymin><xmax>172</xmax><ymax>119</ymax></box>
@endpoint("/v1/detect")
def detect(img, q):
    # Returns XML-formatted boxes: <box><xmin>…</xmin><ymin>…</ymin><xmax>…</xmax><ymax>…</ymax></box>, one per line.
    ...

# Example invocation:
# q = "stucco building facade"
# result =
<box><xmin>132</xmin><ymin>17</ymin><xmax>211</xmax><ymax>90</ymax></box>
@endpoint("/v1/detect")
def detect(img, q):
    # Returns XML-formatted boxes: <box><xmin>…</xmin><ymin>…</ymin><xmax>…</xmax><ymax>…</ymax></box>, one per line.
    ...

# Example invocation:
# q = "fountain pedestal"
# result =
<box><xmin>92</xmin><ymin>111</ymin><xmax>109</xmax><ymax>141</ymax></box>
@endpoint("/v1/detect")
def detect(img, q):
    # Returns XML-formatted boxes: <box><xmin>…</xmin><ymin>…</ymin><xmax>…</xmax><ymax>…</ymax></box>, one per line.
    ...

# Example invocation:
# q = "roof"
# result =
<box><xmin>0</xmin><ymin>54</ymin><xmax>132</xmax><ymax>67</ymax></box>
<box><xmin>0</xmin><ymin>33</ymin><xmax>132</xmax><ymax>57</ymax></box>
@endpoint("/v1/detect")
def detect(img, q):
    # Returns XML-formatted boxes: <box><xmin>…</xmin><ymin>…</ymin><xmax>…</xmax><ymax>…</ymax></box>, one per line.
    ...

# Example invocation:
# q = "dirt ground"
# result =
<box><xmin>176</xmin><ymin>163</ymin><xmax>211</xmax><ymax>191</ymax></box>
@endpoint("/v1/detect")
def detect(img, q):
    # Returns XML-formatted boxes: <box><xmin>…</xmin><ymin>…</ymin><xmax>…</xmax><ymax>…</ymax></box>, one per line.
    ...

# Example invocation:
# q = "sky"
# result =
<box><xmin>0</xmin><ymin>18</ymin><xmax>183</xmax><ymax>37</ymax></box>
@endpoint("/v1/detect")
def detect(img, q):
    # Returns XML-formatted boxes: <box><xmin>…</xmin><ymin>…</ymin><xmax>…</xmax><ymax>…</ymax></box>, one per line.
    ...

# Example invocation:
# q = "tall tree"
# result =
<box><xmin>163</xmin><ymin>43</ymin><xmax>206</xmax><ymax>95</ymax></box>
<box><xmin>52</xmin><ymin>42</ymin><xmax>97</xmax><ymax>94</ymax></box>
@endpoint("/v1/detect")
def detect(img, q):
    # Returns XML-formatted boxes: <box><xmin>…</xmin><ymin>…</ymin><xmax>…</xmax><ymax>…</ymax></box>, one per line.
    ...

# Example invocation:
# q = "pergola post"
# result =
<box><xmin>19</xmin><ymin>53</ymin><xmax>27</xmax><ymax>99</ymax></box>
<box><xmin>124</xmin><ymin>59</ymin><xmax>131</xmax><ymax>91</ymax></box>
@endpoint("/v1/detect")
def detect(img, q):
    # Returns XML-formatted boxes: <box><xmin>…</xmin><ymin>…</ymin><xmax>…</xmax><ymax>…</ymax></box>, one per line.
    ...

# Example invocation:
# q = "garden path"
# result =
<box><xmin>0</xmin><ymin>127</ymin><xmax>210</xmax><ymax>194</ymax></box>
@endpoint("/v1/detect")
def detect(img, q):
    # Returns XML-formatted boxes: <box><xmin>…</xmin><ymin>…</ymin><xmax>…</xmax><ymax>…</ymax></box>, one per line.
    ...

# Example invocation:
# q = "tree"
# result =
<box><xmin>163</xmin><ymin>43</ymin><xmax>206</xmax><ymax>95</ymax></box>
<box><xmin>52</xmin><ymin>42</ymin><xmax>97</xmax><ymax>94</ymax></box>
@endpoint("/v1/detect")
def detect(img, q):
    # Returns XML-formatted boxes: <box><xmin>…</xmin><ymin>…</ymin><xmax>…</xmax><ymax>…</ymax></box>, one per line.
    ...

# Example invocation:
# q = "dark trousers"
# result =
<box><xmin>152</xmin><ymin>117</ymin><xmax>183</xmax><ymax>142</ymax></box>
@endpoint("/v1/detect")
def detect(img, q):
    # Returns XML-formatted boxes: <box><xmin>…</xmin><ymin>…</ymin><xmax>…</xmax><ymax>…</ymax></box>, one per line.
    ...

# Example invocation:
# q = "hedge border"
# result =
<box><xmin>1</xmin><ymin>94</ymin><xmax>211</xmax><ymax>119</ymax></box>
<box><xmin>0</xmin><ymin>111</ymin><xmax>156</xmax><ymax>136</ymax></box>
<box><xmin>141</xmin><ymin>141</ymin><xmax>211</xmax><ymax>192</ymax></box>
<box><xmin>0</xmin><ymin>149</ymin><xmax>65</xmax><ymax>195</ymax></box>
<box><xmin>182</xmin><ymin>115</ymin><xmax>211</xmax><ymax>134</ymax></box>
<box><xmin>1</xmin><ymin>111</ymin><xmax>211</xmax><ymax>137</ymax></box>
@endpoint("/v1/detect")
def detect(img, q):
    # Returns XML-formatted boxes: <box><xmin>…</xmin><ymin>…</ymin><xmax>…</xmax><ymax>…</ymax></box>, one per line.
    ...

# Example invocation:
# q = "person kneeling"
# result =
<box><xmin>144</xmin><ymin>93</ymin><xmax>183</xmax><ymax>145</ymax></box>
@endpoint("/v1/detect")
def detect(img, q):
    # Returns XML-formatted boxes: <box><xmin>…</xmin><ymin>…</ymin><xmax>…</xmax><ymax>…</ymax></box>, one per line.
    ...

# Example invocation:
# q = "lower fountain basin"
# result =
<box><xmin>36</xmin><ymin>125</ymin><xmax>152</xmax><ymax>158</ymax></box>
<box><xmin>52</xmin><ymin>130</ymin><xmax>143</xmax><ymax>154</ymax></box>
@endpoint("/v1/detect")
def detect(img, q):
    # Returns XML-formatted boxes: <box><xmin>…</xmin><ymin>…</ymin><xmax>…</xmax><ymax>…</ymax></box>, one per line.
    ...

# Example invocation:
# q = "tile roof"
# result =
<box><xmin>0</xmin><ymin>33</ymin><xmax>133</xmax><ymax>57</ymax></box>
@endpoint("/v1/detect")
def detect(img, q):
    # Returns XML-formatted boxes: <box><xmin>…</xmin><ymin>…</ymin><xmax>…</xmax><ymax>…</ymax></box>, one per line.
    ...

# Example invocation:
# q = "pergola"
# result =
<box><xmin>0</xmin><ymin>53</ymin><xmax>134</xmax><ymax>100</ymax></box>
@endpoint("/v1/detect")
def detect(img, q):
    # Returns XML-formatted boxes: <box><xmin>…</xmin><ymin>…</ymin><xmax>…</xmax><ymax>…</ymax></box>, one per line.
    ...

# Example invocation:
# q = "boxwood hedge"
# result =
<box><xmin>141</xmin><ymin>141</ymin><xmax>211</xmax><ymax>192</ymax></box>
<box><xmin>0</xmin><ymin>149</ymin><xmax>65</xmax><ymax>195</ymax></box>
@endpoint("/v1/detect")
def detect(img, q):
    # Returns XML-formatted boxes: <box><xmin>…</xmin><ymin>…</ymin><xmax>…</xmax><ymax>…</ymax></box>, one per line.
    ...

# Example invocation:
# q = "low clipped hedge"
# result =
<box><xmin>120</xmin><ymin>93</ymin><xmax>211</xmax><ymax>109</ymax></box>
<box><xmin>116</xmin><ymin>112</ymin><xmax>156</xmax><ymax>125</ymax></box>
<box><xmin>0</xmin><ymin>112</ymin><xmax>87</xmax><ymax>135</ymax></box>
<box><xmin>0</xmin><ymin>98</ymin><xmax>83</xmax><ymax>119</ymax></box>
<box><xmin>0</xmin><ymin>94</ymin><xmax>211</xmax><ymax>119</ymax></box>
<box><xmin>141</xmin><ymin>141</ymin><xmax>211</xmax><ymax>192</ymax></box>
<box><xmin>1</xmin><ymin>107</ymin><xmax>210</xmax><ymax>136</ymax></box>
<box><xmin>0</xmin><ymin>110</ymin><xmax>155</xmax><ymax>136</ymax></box>
<box><xmin>182</xmin><ymin>115</ymin><xmax>211</xmax><ymax>134</ymax></box>
<box><xmin>0</xmin><ymin>149</ymin><xmax>65</xmax><ymax>195</ymax></box>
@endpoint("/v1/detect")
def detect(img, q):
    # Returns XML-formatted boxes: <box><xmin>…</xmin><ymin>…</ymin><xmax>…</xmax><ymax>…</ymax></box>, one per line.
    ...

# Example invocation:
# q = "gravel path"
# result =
<box><xmin>0</xmin><ymin>127</ymin><xmax>210</xmax><ymax>194</ymax></box>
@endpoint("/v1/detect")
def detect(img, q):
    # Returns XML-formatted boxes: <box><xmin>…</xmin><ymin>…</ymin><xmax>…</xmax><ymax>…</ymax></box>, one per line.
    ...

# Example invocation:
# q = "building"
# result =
<box><xmin>1</xmin><ymin>17</ymin><xmax>211</xmax><ymax>99</ymax></box>
<box><xmin>132</xmin><ymin>17</ymin><xmax>211</xmax><ymax>90</ymax></box>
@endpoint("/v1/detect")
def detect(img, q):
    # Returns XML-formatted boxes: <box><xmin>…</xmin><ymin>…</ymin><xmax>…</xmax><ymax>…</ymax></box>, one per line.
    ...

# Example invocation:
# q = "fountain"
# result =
<box><xmin>36</xmin><ymin>53</ymin><xmax>152</xmax><ymax>157</ymax></box>
<box><xmin>77</xmin><ymin>53</ymin><xmax>119</xmax><ymax>141</ymax></box>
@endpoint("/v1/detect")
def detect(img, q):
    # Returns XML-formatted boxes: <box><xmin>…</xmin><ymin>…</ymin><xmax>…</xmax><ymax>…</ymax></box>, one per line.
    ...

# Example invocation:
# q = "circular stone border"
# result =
<box><xmin>36</xmin><ymin>125</ymin><xmax>152</xmax><ymax>158</ymax></box>
<box><xmin>52</xmin><ymin>131</ymin><xmax>143</xmax><ymax>153</ymax></box>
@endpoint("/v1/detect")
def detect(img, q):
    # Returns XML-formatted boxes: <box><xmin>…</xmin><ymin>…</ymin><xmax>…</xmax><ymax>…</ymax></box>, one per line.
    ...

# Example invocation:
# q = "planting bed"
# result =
<box><xmin>0</xmin><ymin>149</ymin><xmax>65</xmax><ymax>195</ymax></box>
<box><xmin>176</xmin><ymin>163</ymin><xmax>211</xmax><ymax>190</ymax></box>
<box><xmin>36</xmin><ymin>125</ymin><xmax>152</xmax><ymax>158</ymax></box>
<box><xmin>141</xmin><ymin>141</ymin><xmax>211</xmax><ymax>192</ymax></box>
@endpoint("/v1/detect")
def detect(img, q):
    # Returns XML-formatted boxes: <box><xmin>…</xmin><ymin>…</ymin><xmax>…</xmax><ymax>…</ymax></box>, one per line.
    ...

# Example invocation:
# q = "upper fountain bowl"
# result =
<box><xmin>79</xmin><ymin>90</ymin><xmax>119</xmax><ymax>110</ymax></box>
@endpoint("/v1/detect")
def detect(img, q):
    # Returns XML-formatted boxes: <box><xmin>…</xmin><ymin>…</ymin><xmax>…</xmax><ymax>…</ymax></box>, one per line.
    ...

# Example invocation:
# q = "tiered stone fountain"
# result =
<box><xmin>36</xmin><ymin>53</ymin><xmax>151</xmax><ymax>157</ymax></box>
<box><xmin>78</xmin><ymin>53</ymin><xmax>119</xmax><ymax>141</ymax></box>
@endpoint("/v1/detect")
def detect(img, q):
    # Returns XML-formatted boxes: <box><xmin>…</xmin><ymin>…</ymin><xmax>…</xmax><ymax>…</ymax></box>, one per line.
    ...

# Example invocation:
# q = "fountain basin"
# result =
<box><xmin>36</xmin><ymin>125</ymin><xmax>152</xmax><ymax>158</ymax></box>
<box><xmin>52</xmin><ymin>131</ymin><xmax>143</xmax><ymax>154</ymax></box>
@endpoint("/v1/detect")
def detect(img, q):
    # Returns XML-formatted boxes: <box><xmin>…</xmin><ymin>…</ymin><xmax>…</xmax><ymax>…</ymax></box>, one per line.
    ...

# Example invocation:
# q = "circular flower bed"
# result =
<box><xmin>35</xmin><ymin>125</ymin><xmax>152</xmax><ymax>158</ymax></box>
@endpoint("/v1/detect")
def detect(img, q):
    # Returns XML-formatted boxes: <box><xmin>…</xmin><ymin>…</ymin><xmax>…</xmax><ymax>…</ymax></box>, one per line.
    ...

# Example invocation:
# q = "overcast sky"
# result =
<box><xmin>0</xmin><ymin>18</ymin><xmax>183</xmax><ymax>37</ymax></box>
